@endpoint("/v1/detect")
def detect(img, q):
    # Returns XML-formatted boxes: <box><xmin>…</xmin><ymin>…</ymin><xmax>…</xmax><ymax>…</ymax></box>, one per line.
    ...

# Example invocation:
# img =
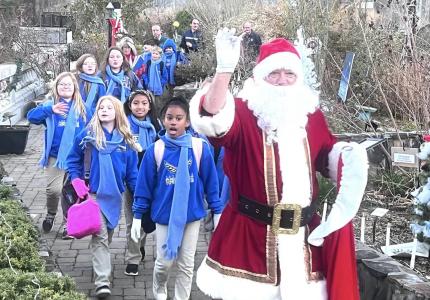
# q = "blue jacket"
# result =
<box><xmin>27</xmin><ymin>100</ymin><xmax>87</xmax><ymax>163</ymax></box>
<box><xmin>142</xmin><ymin>60</ymin><xmax>168</xmax><ymax>95</ymax></box>
<box><xmin>133</xmin><ymin>138</ymin><xmax>223</xmax><ymax>224</ymax></box>
<box><xmin>101</xmin><ymin>70</ymin><xmax>142</xmax><ymax>102</ymax></box>
<box><xmin>66</xmin><ymin>128</ymin><xmax>138</xmax><ymax>195</ymax></box>
<box><xmin>78</xmin><ymin>79</ymin><xmax>107</xmax><ymax>118</ymax></box>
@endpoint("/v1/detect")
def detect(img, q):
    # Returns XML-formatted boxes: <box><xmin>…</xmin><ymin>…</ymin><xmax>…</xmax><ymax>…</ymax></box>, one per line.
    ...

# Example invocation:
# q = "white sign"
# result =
<box><xmin>381</xmin><ymin>241</ymin><xmax>429</xmax><ymax>258</ymax></box>
<box><xmin>393</xmin><ymin>152</ymin><xmax>415</xmax><ymax>164</ymax></box>
<box><xmin>370</xmin><ymin>207</ymin><xmax>389</xmax><ymax>217</ymax></box>
<box><xmin>391</xmin><ymin>147</ymin><xmax>419</xmax><ymax>168</ymax></box>
<box><xmin>67</xmin><ymin>31</ymin><xmax>73</xmax><ymax>44</ymax></box>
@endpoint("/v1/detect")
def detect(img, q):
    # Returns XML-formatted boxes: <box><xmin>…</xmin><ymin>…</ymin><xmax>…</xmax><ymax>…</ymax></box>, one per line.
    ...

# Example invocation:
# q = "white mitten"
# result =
<box><xmin>215</xmin><ymin>28</ymin><xmax>243</xmax><ymax>73</ymax></box>
<box><xmin>213</xmin><ymin>213</ymin><xmax>221</xmax><ymax>231</ymax></box>
<box><xmin>131</xmin><ymin>218</ymin><xmax>142</xmax><ymax>243</ymax></box>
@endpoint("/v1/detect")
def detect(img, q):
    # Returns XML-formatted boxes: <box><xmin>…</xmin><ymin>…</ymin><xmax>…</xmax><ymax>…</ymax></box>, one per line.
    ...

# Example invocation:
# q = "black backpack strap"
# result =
<box><xmin>84</xmin><ymin>144</ymin><xmax>92</xmax><ymax>180</ymax></box>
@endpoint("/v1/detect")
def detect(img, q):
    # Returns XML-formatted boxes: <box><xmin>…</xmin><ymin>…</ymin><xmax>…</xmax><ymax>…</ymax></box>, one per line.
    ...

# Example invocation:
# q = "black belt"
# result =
<box><xmin>238</xmin><ymin>195</ymin><xmax>317</xmax><ymax>234</ymax></box>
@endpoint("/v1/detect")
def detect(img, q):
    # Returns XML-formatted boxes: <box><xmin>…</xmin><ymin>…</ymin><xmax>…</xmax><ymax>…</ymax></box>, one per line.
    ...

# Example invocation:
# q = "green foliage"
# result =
<box><xmin>175</xmin><ymin>49</ymin><xmax>216</xmax><ymax>85</ymax></box>
<box><xmin>370</xmin><ymin>170</ymin><xmax>415</xmax><ymax>198</ymax></box>
<box><xmin>174</xmin><ymin>10</ymin><xmax>193</xmax><ymax>36</ymax></box>
<box><xmin>0</xmin><ymin>269</ymin><xmax>86</xmax><ymax>300</ymax></box>
<box><xmin>69</xmin><ymin>33</ymin><xmax>107</xmax><ymax>63</ymax></box>
<box><xmin>0</xmin><ymin>199</ymin><xmax>42</xmax><ymax>272</ymax></box>
<box><xmin>0</xmin><ymin>197</ymin><xmax>85</xmax><ymax>298</ymax></box>
<box><xmin>0</xmin><ymin>186</ymin><xmax>12</xmax><ymax>200</ymax></box>
<box><xmin>317</xmin><ymin>175</ymin><xmax>336</xmax><ymax>205</ymax></box>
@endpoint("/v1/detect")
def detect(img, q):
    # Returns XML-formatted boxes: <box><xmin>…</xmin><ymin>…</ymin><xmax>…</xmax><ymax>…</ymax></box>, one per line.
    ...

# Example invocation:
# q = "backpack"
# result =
<box><xmin>154</xmin><ymin>137</ymin><xmax>203</xmax><ymax>171</ymax></box>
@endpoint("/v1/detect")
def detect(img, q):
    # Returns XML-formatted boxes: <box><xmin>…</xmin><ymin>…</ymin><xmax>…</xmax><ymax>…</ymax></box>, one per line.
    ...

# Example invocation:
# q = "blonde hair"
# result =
<box><xmin>52</xmin><ymin>72</ymin><xmax>87</xmax><ymax>122</ymax></box>
<box><xmin>88</xmin><ymin>95</ymin><xmax>141</xmax><ymax>152</ymax></box>
<box><xmin>151</xmin><ymin>46</ymin><xmax>162</xmax><ymax>54</ymax></box>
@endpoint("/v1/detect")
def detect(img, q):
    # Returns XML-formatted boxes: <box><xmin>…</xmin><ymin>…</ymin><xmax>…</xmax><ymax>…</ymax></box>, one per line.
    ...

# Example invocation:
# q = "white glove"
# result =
<box><xmin>215</xmin><ymin>28</ymin><xmax>243</xmax><ymax>73</ymax></box>
<box><xmin>131</xmin><ymin>218</ymin><xmax>142</xmax><ymax>243</ymax></box>
<box><xmin>213</xmin><ymin>214</ymin><xmax>221</xmax><ymax>231</ymax></box>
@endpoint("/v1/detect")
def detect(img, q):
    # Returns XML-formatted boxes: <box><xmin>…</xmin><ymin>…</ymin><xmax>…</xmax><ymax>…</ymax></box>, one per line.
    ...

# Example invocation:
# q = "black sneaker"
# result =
<box><xmin>140</xmin><ymin>246</ymin><xmax>145</xmax><ymax>261</ymax></box>
<box><xmin>62</xmin><ymin>226</ymin><xmax>74</xmax><ymax>240</ymax></box>
<box><xmin>124</xmin><ymin>264</ymin><xmax>139</xmax><ymax>276</ymax></box>
<box><xmin>42</xmin><ymin>213</ymin><xmax>55</xmax><ymax>233</ymax></box>
<box><xmin>95</xmin><ymin>285</ymin><xmax>111</xmax><ymax>299</ymax></box>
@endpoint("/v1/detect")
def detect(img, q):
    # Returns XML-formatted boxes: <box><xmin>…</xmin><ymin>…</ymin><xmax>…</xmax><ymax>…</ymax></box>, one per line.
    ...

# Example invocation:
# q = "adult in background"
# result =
<box><xmin>118</xmin><ymin>36</ymin><xmax>138</xmax><ymax>67</ymax></box>
<box><xmin>152</xmin><ymin>24</ymin><xmax>168</xmax><ymax>48</ymax></box>
<box><xmin>180</xmin><ymin>19</ymin><xmax>203</xmax><ymax>53</ymax></box>
<box><xmin>190</xmin><ymin>29</ymin><xmax>368</xmax><ymax>300</ymax></box>
<box><xmin>242</xmin><ymin>21</ymin><xmax>262</xmax><ymax>61</ymax></box>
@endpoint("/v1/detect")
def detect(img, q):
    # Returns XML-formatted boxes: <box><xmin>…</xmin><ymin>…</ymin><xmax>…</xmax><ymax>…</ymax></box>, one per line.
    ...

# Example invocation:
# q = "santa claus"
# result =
<box><xmin>190</xmin><ymin>28</ymin><xmax>368</xmax><ymax>300</ymax></box>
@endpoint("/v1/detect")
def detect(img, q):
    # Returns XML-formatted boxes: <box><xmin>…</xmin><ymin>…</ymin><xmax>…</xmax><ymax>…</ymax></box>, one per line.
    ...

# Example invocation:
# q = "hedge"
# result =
<box><xmin>0</xmin><ymin>185</ymin><xmax>86</xmax><ymax>299</ymax></box>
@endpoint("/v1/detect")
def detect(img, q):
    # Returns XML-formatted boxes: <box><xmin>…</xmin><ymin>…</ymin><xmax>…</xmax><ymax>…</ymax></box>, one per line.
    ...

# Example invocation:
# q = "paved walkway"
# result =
<box><xmin>0</xmin><ymin>124</ymin><xmax>212</xmax><ymax>300</ymax></box>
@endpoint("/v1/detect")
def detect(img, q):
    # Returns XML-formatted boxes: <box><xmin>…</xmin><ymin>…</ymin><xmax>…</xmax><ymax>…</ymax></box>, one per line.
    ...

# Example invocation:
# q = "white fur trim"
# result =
<box><xmin>308</xmin><ymin>142</ymin><xmax>368</xmax><ymax>246</ymax></box>
<box><xmin>253</xmin><ymin>52</ymin><xmax>303</xmax><ymax>82</ymax></box>
<box><xmin>189</xmin><ymin>86</ymin><xmax>235</xmax><ymax>137</ymax></box>
<box><xmin>196</xmin><ymin>257</ymin><xmax>326</xmax><ymax>300</ymax></box>
<box><xmin>327</xmin><ymin>141</ymin><xmax>349</xmax><ymax>183</ymax></box>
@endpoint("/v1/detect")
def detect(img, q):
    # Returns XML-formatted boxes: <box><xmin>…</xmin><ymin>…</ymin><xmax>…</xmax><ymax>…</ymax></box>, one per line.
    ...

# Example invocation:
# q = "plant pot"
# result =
<box><xmin>0</xmin><ymin>125</ymin><xmax>30</xmax><ymax>155</ymax></box>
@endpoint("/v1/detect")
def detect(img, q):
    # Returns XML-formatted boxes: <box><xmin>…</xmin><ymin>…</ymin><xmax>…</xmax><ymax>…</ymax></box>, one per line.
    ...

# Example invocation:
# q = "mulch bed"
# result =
<box><xmin>352</xmin><ymin>193</ymin><xmax>430</xmax><ymax>278</ymax></box>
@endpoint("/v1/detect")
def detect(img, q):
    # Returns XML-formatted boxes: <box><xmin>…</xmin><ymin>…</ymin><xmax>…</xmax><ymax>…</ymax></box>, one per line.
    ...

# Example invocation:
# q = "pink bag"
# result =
<box><xmin>66</xmin><ymin>195</ymin><xmax>101</xmax><ymax>239</ymax></box>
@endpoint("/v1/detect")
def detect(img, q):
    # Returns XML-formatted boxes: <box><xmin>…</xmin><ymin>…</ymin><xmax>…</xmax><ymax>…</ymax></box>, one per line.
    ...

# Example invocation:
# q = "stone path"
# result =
<box><xmin>0</xmin><ymin>124</ymin><xmax>212</xmax><ymax>300</ymax></box>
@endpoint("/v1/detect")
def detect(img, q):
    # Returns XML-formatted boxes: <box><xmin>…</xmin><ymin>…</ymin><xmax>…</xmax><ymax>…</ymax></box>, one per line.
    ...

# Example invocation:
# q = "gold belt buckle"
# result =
<box><xmin>271</xmin><ymin>203</ymin><xmax>302</xmax><ymax>235</ymax></box>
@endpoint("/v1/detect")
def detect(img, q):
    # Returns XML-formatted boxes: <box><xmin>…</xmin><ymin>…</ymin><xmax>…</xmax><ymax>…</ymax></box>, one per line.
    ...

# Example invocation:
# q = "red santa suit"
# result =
<box><xmin>190</xmin><ymin>38</ymin><xmax>368</xmax><ymax>300</ymax></box>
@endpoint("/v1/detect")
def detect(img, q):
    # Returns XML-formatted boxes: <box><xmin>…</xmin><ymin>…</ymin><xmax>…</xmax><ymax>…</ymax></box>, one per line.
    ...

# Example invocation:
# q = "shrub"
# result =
<box><xmin>0</xmin><ymin>198</ymin><xmax>42</xmax><ymax>272</ymax></box>
<box><xmin>0</xmin><ymin>185</ymin><xmax>86</xmax><ymax>299</ymax></box>
<box><xmin>0</xmin><ymin>269</ymin><xmax>86</xmax><ymax>300</ymax></box>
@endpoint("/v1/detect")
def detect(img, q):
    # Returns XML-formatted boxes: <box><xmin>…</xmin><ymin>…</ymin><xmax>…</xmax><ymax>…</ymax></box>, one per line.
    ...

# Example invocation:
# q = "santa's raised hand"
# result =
<box><xmin>215</xmin><ymin>28</ymin><xmax>243</xmax><ymax>73</ymax></box>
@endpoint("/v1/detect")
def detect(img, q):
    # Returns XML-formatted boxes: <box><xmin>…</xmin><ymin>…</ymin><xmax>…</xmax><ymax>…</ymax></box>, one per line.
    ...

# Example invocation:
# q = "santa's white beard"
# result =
<box><xmin>239</xmin><ymin>78</ymin><xmax>319</xmax><ymax>143</ymax></box>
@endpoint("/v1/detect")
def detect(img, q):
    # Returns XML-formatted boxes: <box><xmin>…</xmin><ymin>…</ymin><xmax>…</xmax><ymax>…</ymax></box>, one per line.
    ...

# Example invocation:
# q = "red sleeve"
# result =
<box><xmin>307</xmin><ymin>109</ymin><xmax>337</xmax><ymax>176</ymax></box>
<box><xmin>322</xmin><ymin>222</ymin><xmax>360</xmax><ymax>300</ymax></box>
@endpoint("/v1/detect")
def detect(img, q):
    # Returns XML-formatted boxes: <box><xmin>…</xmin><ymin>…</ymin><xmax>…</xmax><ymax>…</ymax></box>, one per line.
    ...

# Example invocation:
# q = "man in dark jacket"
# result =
<box><xmin>180</xmin><ymin>19</ymin><xmax>203</xmax><ymax>53</ymax></box>
<box><xmin>242</xmin><ymin>21</ymin><xmax>262</xmax><ymax>61</ymax></box>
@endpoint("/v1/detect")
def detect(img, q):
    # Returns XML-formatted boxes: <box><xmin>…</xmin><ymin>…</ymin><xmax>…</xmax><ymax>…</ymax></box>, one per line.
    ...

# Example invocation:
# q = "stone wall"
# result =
<box><xmin>0</xmin><ymin>63</ymin><xmax>46</xmax><ymax>125</ymax></box>
<box><xmin>356</xmin><ymin>241</ymin><xmax>430</xmax><ymax>300</ymax></box>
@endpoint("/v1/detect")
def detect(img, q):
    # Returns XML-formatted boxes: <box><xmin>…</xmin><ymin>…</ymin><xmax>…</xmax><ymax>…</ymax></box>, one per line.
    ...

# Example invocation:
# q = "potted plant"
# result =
<box><xmin>0</xmin><ymin>111</ymin><xmax>30</xmax><ymax>155</ymax></box>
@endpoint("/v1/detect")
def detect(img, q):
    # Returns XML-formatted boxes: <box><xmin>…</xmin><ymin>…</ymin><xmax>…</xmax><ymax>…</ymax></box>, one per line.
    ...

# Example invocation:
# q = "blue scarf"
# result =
<box><xmin>163</xmin><ymin>51</ymin><xmax>176</xmax><ymax>85</ymax></box>
<box><xmin>83</xmin><ymin>129</ymin><xmax>124</xmax><ymax>230</ymax></box>
<box><xmin>161</xmin><ymin>133</ymin><xmax>193</xmax><ymax>260</ymax></box>
<box><xmin>40</xmin><ymin>99</ymin><xmax>78</xmax><ymax>169</ymax></box>
<box><xmin>130</xmin><ymin>115</ymin><xmax>156</xmax><ymax>151</ymax></box>
<box><xmin>79</xmin><ymin>73</ymin><xmax>105</xmax><ymax>113</ymax></box>
<box><xmin>148</xmin><ymin>59</ymin><xmax>163</xmax><ymax>96</ymax></box>
<box><xmin>106</xmin><ymin>66</ymin><xmax>126</xmax><ymax>103</ymax></box>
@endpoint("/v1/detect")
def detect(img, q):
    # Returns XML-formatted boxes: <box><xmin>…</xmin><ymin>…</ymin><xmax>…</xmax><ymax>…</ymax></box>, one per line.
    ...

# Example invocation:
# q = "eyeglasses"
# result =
<box><xmin>58</xmin><ymin>83</ymin><xmax>73</xmax><ymax>87</ymax></box>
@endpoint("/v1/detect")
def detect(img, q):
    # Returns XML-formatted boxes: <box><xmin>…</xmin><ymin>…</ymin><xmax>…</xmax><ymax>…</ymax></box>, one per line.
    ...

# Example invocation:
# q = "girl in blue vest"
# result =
<box><xmin>123</xmin><ymin>90</ymin><xmax>161</xmax><ymax>276</ymax></box>
<box><xmin>66</xmin><ymin>95</ymin><xmax>140</xmax><ymax>298</ymax></box>
<box><xmin>27</xmin><ymin>72</ymin><xmax>87</xmax><ymax>236</ymax></box>
<box><xmin>100</xmin><ymin>46</ymin><xmax>142</xmax><ymax>103</ymax></box>
<box><xmin>75</xmin><ymin>53</ymin><xmax>106</xmax><ymax>118</ymax></box>
<box><xmin>130</xmin><ymin>97</ymin><xmax>223</xmax><ymax>300</ymax></box>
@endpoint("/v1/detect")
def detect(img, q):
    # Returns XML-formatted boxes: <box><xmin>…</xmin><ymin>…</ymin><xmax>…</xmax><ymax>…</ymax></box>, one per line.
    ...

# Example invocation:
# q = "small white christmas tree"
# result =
<box><xmin>294</xmin><ymin>27</ymin><xmax>320</xmax><ymax>92</ymax></box>
<box><xmin>410</xmin><ymin>137</ymin><xmax>430</xmax><ymax>243</ymax></box>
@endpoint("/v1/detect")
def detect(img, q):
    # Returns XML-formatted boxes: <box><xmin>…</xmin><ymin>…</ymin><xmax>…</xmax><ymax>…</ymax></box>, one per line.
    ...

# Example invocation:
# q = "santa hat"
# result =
<box><xmin>253</xmin><ymin>38</ymin><xmax>303</xmax><ymax>82</ymax></box>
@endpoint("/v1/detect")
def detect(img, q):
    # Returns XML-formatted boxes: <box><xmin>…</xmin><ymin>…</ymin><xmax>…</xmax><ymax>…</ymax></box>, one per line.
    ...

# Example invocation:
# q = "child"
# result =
<box><xmin>131</xmin><ymin>97</ymin><xmax>223</xmax><ymax>300</ymax></box>
<box><xmin>142</xmin><ymin>46</ymin><xmax>168</xmax><ymax>114</ymax></box>
<box><xmin>162</xmin><ymin>39</ymin><xmax>177</xmax><ymax>97</ymax></box>
<box><xmin>118</xmin><ymin>36</ymin><xmax>138</xmax><ymax>67</ymax></box>
<box><xmin>100</xmin><ymin>46</ymin><xmax>142</xmax><ymax>103</ymax></box>
<box><xmin>75</xmin><ymin>53</ymin><xmax>106</xmax><ymax>117</ymax></box>
<box><xmin>66</xmin><ymin>95</ymin><xmax>141</xmax><ymax>298</ymax></box>
<box><xmin>132</xmin><ymin>39</ymin><xmax>154</xmax><ymax>81</ymax></box>
<box><xmin>123</xmin><ymin>90</ymin><xmax>161</xmax><ymax>276</ymax></box>
<box><xmin>27</xmin><ymin>72</ymin><xmax>87</xmax><ymax>237</ymax></box>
